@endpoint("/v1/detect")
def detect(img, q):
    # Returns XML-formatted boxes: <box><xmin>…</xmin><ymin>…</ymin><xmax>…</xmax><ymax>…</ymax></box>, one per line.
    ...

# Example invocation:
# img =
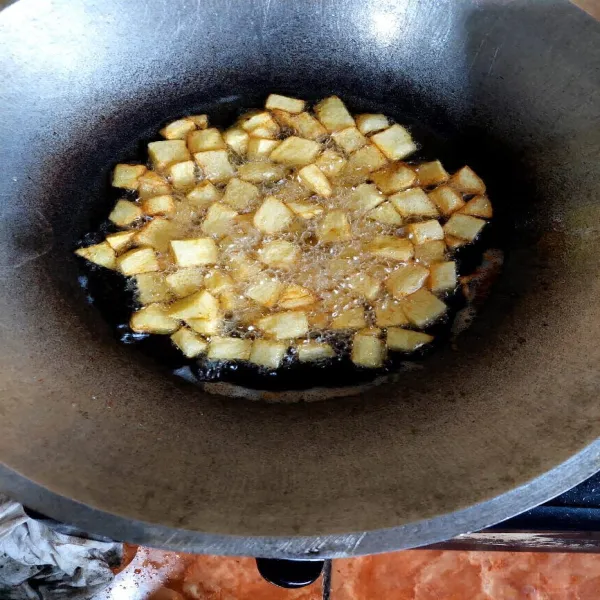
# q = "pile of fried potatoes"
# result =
<box><xmin>76</xmin><ymin>94</ymin><xmax>492</xmax><ymax>369</ymax></box>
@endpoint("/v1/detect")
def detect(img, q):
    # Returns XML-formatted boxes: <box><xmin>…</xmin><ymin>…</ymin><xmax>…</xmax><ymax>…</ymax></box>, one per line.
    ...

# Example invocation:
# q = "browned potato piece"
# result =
<box><xmin>343</xmin><ymin>144</ymin><xmax>387</xmax><ymax>181</ymax></box>
<box><xmin>297</xmin><ymin>341</ymin><xmax>335</xmax><ymax>362</ymax></box>
<box><xmin>170</xmin><ymin>327</ymin><xmax>208</xmax><ymax>358</ymax></box>
<box><xmin>134</xmin><ymin>218</ymin><xmax>181</xmax><ymax>253</ymax></box>
<box><xmin>370</xmin><ymin>125</ymin><xmax>417</xmax><ymax>160</ymax></box>
<box><xmin>367</xmin><ymin>236</ymin><xmax>414</xmax><ymax>261</ymax></box>
<box><xmin>331</xmin><ymin>307</ymin><xmax>367</xmax><ymax>330</ymax></box>
<box><xmin>332</xmin><ymin>127</ymin><xmax>367</xmax><ymax>154</ymax></box>
<box><xmin>200</xmin><ymin>203</ymin><xmax>238</xmax><ymax>238</ymax></box>
<box><xmin>166</xmin><ymin>268</ymin><xmax>206</xmax><ymax>298</ymax></box>
<box><xmin>416</xmin><ymin>160</ymin><xmax>449</xmax><ymax>187</ymax></box>
<box><xmin>350</xmin><ymin>183</ymin><xmax>385</xmax><ymax>212</ymax></box>
<box><xmin>245</xmin><ymin>277</ymin><xmax>283</xmax><ymax>307</ymax></box>
<box><xmin>193</xmin><ymin>150</ymin><xmax>235</xmax><ymax>183</ymax></box>
<box><xmin>317</xmin><ymin>210</ymin><xmax>352</xmax><ymax>243</ymax></box>
<box><xmin>386</xmin><ymin>264</ymin><xmax>429</xmax><ymax>298</ymax></box>
<box><xmin>105</xmin><ymin>231</ymin><xmax>136</xmax><ymax>253</ymax></box>
<box><xmin>366</xmin><ymin>202</ymin><xmax>403</xmax><ymax>226</ymax></box>
<box><xmin>135</xmin><ymin>272</ymin><xmax>172</xmax><ymax>304</ymax></box>
<box><xmin>249</xmin><ymin>339</ymin><xmax>288</xmax><ymax>368</ymax></box>
<box><xmin>75</xmin><ymin>242</ymin><xmax>116</xmax><ymax>270</ymax></box>
<box><xmin>239</xmin><ymin>111</ymin><xmax>279</xmax><ymax>137</ymax></box>
<box><xmin>208</xmin><ymin>337</ymin><xmax>253</xmax><ymax>361</ymax></box>
<box><xmin>160</xmin><ymin>118</ymin><xmax>196</xmax><ymax>140</ymax></box>
<box><xmin>253</xmin><ymin>196</ymin><xmax>294</xmax><ymax>234</ymax></box>
<box><xmin>112</xmin><ymin>164</ymin><xmax>147</xmax><ymax>190</ymax></box>
<box><xmin>138</xmin><ymin>171</ymin><xmax>172</xmax><ymax>198</ymax></box>
<box><xmin>371</xmin><ymin>163</ymin><xmax>417</xmax><ymax>195</ymax></box>
<box><xmin>346</xmin><ymin>273</ymin><xmax>381</xmax><ymax>301</ymax></box>
<box><xmin>286</xmin><ymin>200</ymin><xmax>324</xmax><ymax>219</ymax></box>
<box><xmin>186</xmin><ymin>181</ymin><xmax>222</xmax><ymax>208</ymax></box>
<box><xmin>429</xmin><ymin>261</ymin><xmax>457</xmax><ymax>293</ymax></box>
<box><xmin>278</xmin><ymin>285</ymin><xmax>316</xmax><ymax>309</ymax></box>
<box><xmin>265</xmin><ymin>93</ymin><xmax>305</xmax><ymax>114</ymax></box>
<box><xmin>130</xmin><ymin>304</ymin><xmax>179</xmax><ymax>334</ymax></box>
<box><xmin>222</xmin><ymin>178</ymin><xmax>260</xmax><ymax>211</ymax></box>
<box><xmin>428</xmin><ymin>185</ymin><xmax>465</xmax><ymax>216</ymax></box>
<box><xmin>166</xmin><ymin>160</ymin><xmax>196</xmax><ymax>190</ymax></box>
<box><xmin>387</xmin><ymin>328</ymin><xmax>433</xmax><ymax>352</ymax></box>
<box><xmin>443</xmin><ymin>214</ymin><xmax>486</xmax><ymax>241</ymax></box>
<box><xmin>237</xmin><ymin>162</ymin><xmax>286</xmax><ymax>184</ymax></box>
<box><xmin>170</xmin><ymin>238</ymin><xmax>219</xmax><ymax>267</ymax></box>
<box><xmin>459</xmin><ymin>195</ymin><xmax>493</xmax><ymax>218</ymax></box>
<box><xmin>314</xmin><ymin>96</ymin><xmax>355</xmax><ymax>132</ymax></box>
<box><xmin>406</xmin><ymin>220</ymin><xmax>444</xmax><ymax>245</ymax></box>
<box><xmin>148</xmin><ymin>140</ymin><xmax>191</xmax><ymax>169</ymax></box>
<box><xmin>270</xmin><ymin>136</ymin><xmax>321</xmax><ymax>166</ymax></box>
<box><xmin>445</xmin><ymin>235</ymin><xmax>468</xmax><ymax>250</ymax></box>
<box><xmin>449</xmin><ymin>166</ymin><xmax>486</xmax><ymax>194</ymax></box>
<box><xmin>186</xmin><ymin>317</ymin><xmax>222</xmax><ymax>336</ymax></box>
<box><xmin>288</xmin><ymin>112</ymin><xmax>328</xmax><ymax>140</ymax></box>
<box><xmin>355</xmin><ymin>113</ymin><xmax>389</xmax><ymax>135</ymax></box>
<box><xmin>247</xmin><ymin>137</ymin><xmax>281</xmax><ymax>160</ymax></box>
<box><xmin>315</xmin><ymin>149</ymin><xmax>346</xmax><ymax>178</ymax></box>
<box><xmin>187</xmin><ymin>128</ymin><xmax>226</xmax><ymax>153</ymax></box>
<box><xmin>258</xmin><ymin>240</ymin><xmax>300</xmax><ymax>269</ymax></box>
<box><xmin>256</xmin><ymin>311</ymin><xmax>309</xmax><ymax>339</ymax></box>
<box><xmin>108</xmin><ymin>199</ymin><xmax>143</xmax><ymax>226</ymax></box>
<box><xmin>298</xmin><ymin>164</ymin><xmax>332</xmax><ymax>197</ymax></box>
<box><xmin>351</xmin><ymin>331</ymin><xmax>386</xmax><ymax>368</ymax></box>
<box><xmin>389</xmin><ymin>188</ymin><xmax>438</xmax><ymax>218</ymax></box>
<box><xmin>141</xmin><ymin>194</ymin><xmax>175</xmax><ymax>216</ymax></box>
<box><xmin>402</xmin><ymin>288</ymin><xmax>447</xmax><ymax>327</ymax></box>
<box><xmin>414</xmin><ymin>240</ymin><xmax>446</xmax><ymax>265</ymax></box>
<box><xmin>167</xmin><ymin>289</ymin><xmax>220</xmax><ymax>320</ymax></box>
<box><xmin>188</xmin><ymin>114</ymin><xmax>208</xmax><ymax>129</ymax></box>
<box><xmin>374</xmin><ymin>298</ymin><xmax>409</xmax><ymax>327</ymax></box>
<box><xmin>223</xmin><ymin>127</ymin><xmax>249</xmax><ymax>156</ymax></box>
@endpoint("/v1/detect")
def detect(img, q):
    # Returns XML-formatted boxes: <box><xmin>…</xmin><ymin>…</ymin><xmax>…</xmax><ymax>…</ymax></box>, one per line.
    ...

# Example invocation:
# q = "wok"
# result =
<box><xmin>1</xmin><ymin>0</ymin><xmax>600</xmax><ymax>559</ymax></box>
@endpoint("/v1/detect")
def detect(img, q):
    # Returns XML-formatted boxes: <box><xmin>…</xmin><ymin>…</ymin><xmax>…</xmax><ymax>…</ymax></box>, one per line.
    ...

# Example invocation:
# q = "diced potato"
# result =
<box><xmin>249</xmin><ymin>339</ymin><xmax>288</xmax><ymax>368</ymax></box>
<box><xmin>245</xmin><ymin>277</ymin><xmax>283</xmax><ymax>307</ymax></box>
<box><xmin>416</xmin><ymin>160</ymin><xmax>449</xmax><ymax>187</ymax></box>
<box><xmin>160</xmin><ymin>118</ymin><xmax>196</xmax><ymax>140</ymax></box>
<box><xmin>170</xmin><ymin>238</ymin><xmax>219</xmax><ymax>267</ymax></box>
<box><xmin>207</xmin><ymin>336</ymin><xmax>253</xmax><ymax>361</ymax></box>
<box><xmin>389</xmin><ymin>188</ymin><xmax>438</xmax><ymax>218</ymax></box>
<box><xmin>371</xmin><ymin>163</ymin><xmax>417</xmax><ymax>194</ymax></box>
<box><xmin>297</xmin><ymin>341</ymin><xmax>335</xmax><ymax>362</ymax></box>
<box><xmin>200</xmin><ymin>203</ymin><xmax>238</xmax><ymax>238</ymax></box>
<box><xmin>367</xmin><ymin>236</ymin><xmax>413</xmax><ymax>261</ymax></box>
<box><xmin>401</xmin><ymin>288</ymin><xmax>447</xmax><ymax>327</ymax></box>
<box><xmin>270</xmin><ymin>136</ymin><xmax>321</xmax><ymax>166</ymax></box>
<box><xmin>346</xmin><ymin>273</ymin><xmax>381</xmax><ymax>301</ymax></box>
<box><xmin>374</xmin><ymin>298</ymin><xmax>409</xmax><ymax>327</ymax></box>
<box><xmin>429</xmin><ymin>261</ymin><xmax>457</xmax><ymax>293</ymax></box>
<box><xmin>253</xmin><ymin>196</ymin><xmax>294</xmax><ymax>234</ymax></box>
<box><xmin>130</xmin><ymin>304</ymin><xmax>179</xmax><ymax>334</ymax></box>
<box><xmin>331</xmin><ymin>307</ymin><xmax>367</xmax><ymax>330</ymax></box>
<box><xmin>350</xmin><ymin>183</ymin><xmax>385</xmax><ymax>212</ymax></box>
<box><xmin>443</xmin><ymin>214</ymin><xmax>486</xmax><ymax>241</ymax></box>
<box><xmin>247</xmin><ymin>137</ymin><xmax>281</xmax><ymax>160</ymax></box>
<box><xmin>166</xmin><ymin>268</ymin><xmax>205</xmax><ymax>298</ymax></box>
<box><xmin>134</xmin><ymin>218</ymin><xmax>181</xmax><ymax>252</ymax></box>
<box><xmin>307</xmin><ymin>308</ymin><xmax>331</xmax><ymax>330</ymax></box>
<box><xmin>286</xmin><ymin>200</ymin><xmax>324</xmax><ymax>219</ymax></box>
<box><xmin>355</xmin><ymin>113</ymin><xmax>389</xmax><ymax>135</ymax></box>
<box><xmin>138</xmin><ymin>171</ymin><xmax>172</xmax><ymax>198</ymax></box>
<box><xmin>256</xmin><ymin>311</ymin><xmax>309</xmax><ymax>339</ymax></box>
<box><xmin>135</xmin><ymin>272</ymin><xmax>172</xmax><ymax>304</ymax></box>
<box><xmin>166</xmin><ymin>160</ymin><xmax>196</xmax><ymax>190</ymax></box>
<box><xmin>298</xmin><ymin>164</ymin><xmax>332</xmax><ymax>197</ymax></box>
<box><xmin>343</xmin><ymin>144</ymin><xmax>388</xmax><ymax>182</ymax></box>
<box><xmin>204</xmin><ymin>269</ymin><xmax>234</xmax><ymax>294</ymax></box>
<box><xmin>112</xmin><ymin>164</ymin><xmax>147</xmax><ymax>190</ymax></box>
<box><xmin>167</xmin><ymin>289</ymin><xmax>220</xmax><ymax>320</ymax></box>
<box><xmin>186</xmin><ymin>317</ymin><xmax>222</xmax><ymax>335</ymax></box>
<box><xmin>317</xmin><ymin>210</ymin><xmax>352</xmax><ymax>243</ymax></box>
<box><xmin>406</xmin><ymin>220</ymin><xmax>444</xmax><ymax>245</ymax></box>
<box><xmin>265</xmin><ymin>93</ymin><xmax>305</xmax><ymax>114</ymax></box>
<box><xmin>186</xmin><ymin>181</ymin><xmax>222</xmax><ymax>208</ymax></box>
<box><xmin>223</xmin><ymin>127</ymin><xmax>249</xmax><ymax>156</ymax></box>
<box><xmin>105</xmin><ymin>231</ymin><xmax>136</xmax><ymax>253</ymax></box>
<box><xmin>386</xmin><ymin>264</ymin><xmax>429</xmax><ymax>298</ymax></box>
<box><xmin>459</xmin><ymin>195</ymin><xmax>493</xmax><ymax>218</ymax></box>
<box><xmin>370</xmin><ymin>124</ymin><xmax>417</xmax><ymax>161</ymax></box>
<box><xmin>366</xmin><ymin>202</ymin><xmax>403</xmax><ymax>226</ymax></box>
<box><xmin>193</xmin><ymin>150</ymin><xmax>235</xmax><ymax>183</ymax></box>
<box><xmin>414</xmin><ymin>240</ymin><xmax>446</xmax><ymax>265</ymax></box>
<box><xmin>187</xmin><ymin>128</ymin><xmax>226</xmax><ymax>153</ymax></box>
<box><xmin>188</xmin><ymin>114</ymin><xmax>208</xmax><ymax>129</ymax></box>
<box><xmin>141</xmin><ymin>194</ymin><xmax>175</xmax><ymax>216</ymax></box>
<box><xmin>351</xmin><ymin>332</ymin><xmax>385</xmax><ymax>368</ymax></box>
<box><xmin>221</xmin><ymin>178</ymin><xmax>259</xmax><ymax>212</ymax></box>
<box><xmin>258</xmin><ymin>240</ymin><xmax>300</xmax><ymax>269</ymax></box>
<box><xmin>428</xmin><ymin>185</ymin><xmax>465</xmax><ymax>216</ymax></box>
<box><xmin>449</xmin><ymin>165</ymin><xmax>486</xmax><ymax>194</ymax></box>
<box><xmin>387</xmin><ymin>328</ymin><xmax>434</xmax><ymax>352</ymax></box>
<box><xmin>219</xmin><ymin>290</ymin><xmax>244</xmax><ymax>312</ymax></box>
<box><xmin>445</xmin><ymin>235</ymin><xmax>468</xmax><ymax>250</ymax></box>
<box><xmin>227</xmin><ymin>252</ymin><xmax>264</xmax><ymax>281</ymax></box>
<box><xmin>75</xmin><ymin>241</ymin><xmax>116</xmax><ymax>269</ymax></box>
<box><xmin>332</xmin><ymin>127</ymin><xmax>367</xmax><ymax>154</ymax></box>
<box><xmin>237</xmin><ymin>162</ymin><xmax>286</xmax><ymax>184</ymax></box>
<box><xmin>148</xmin><ymin>140</ymin><xmax>191</xmax><ymax>170</ymax></box>
<box><xmin>283</xmin><ymin>111</ymin><xmax>328</xmax><ymax>140</ymax></box>
<box><xmin>108</xmin><ymin>199</ymin><xmax>143</xmax><ymax>227</ymax></box>
<box><xmin>239</xmin><ymin>111</ymin><xmax>280</xmax><ymax>137</ymax></box>
<box><xmin>117</xmin><ymin>247</ymin><xmax>160</xmax><ymax>275</ymax></box>
<box><xmin>170</xmin><ymin>327</ymin><xmax>208</xmax><ymax>358</ymax></box>
<box><xmin>278</xmin><ymin>284</ymin><xmax>316</xmax><ymax>309</ymax></box>
<box><xmin>314</xmin><ymin>96</ymin><xmax>355</xmax><ymax>132</ymax></box>
<box><xmin>315</xmin><ymin>149</ymin><xmax>346</xmax><ymax>178</ymax></box>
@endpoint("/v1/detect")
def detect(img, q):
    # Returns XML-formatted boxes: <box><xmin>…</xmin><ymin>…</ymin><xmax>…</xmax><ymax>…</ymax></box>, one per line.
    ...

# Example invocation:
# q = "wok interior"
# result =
<box><xmin>1</xmin><ymin>0</ymin><xmax>599</xmax><ymax>543</ymax></box>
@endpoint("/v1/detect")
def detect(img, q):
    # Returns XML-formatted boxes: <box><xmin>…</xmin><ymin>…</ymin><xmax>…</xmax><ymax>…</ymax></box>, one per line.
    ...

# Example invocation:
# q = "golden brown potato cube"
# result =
<box><xmin>166</xmin><ymin>268</ymin><xmax>206</xmax><ymax>298</ymax></box>
<box><xmin>170</xmin><ymin>327</ymin><xmax>208</xmax><ymax>358</ymax></box>
<box><xmin>297</xmin><ymin>341</ymin><xmax>335</xmax><ymax>362</ymax></box>
<box><xmin>459</xmin><ymin>195</ymin><xmax>493</xmax><ymax>218</ymax></box>
<box><xmin>315</xmin><ymin>149</ymin><xmax>346</xmax><ymax>178</ymax></box>
<box><xmin>407</xmin><ymin>220</ymin><xmax>444</xmax><ymax>245</ymax></box>
<box><xmin>187</xmin><ymin>128</ymin><xmax>226</xmax><ymax>153</ymax></box>
<box><xmin>208</xmin><ymin>336</ymin><xmax>253</xmax><ymax>361</ymax></box>
<box><xmin>386</xmin><ymin>264</ymin><xmax>429</xmax><ymax>298</ymax></box>
<box><xmin>141</xmin><ymin>194</ymin><xmax>175</xmax><ymax>216</ymax></box>
<box><xmin>351</xmin><ymin>332</ymin><xmax>386</xmax><ymax>368</ymax></box>
<box><xmin>343</xmin><ymin>144</ymin><xmax>388</xmax><ymax>182</ymax></box>
<box><xmin>371</xmin><ymin>163</ymin><xmax>417</xmax><ymax>194</ymax></box>
<box><xmin>245</xmin><ymin>277</ymin><xmax>283</xmax><ymax>307</ymax></box>
<box><xmin>386</xmin><ymin>328</ymin><xmax>434</xmax><ymax>352</ymax></box>
<box><xmin>278</xmin><ymin>285</ymin><xmax>316</xmax><ymax>309</ymax></box>
<box><xmin>170</xmin><ymin>238</ymin><xmax>219</xmax><ymax>267</ymax></box>
<box><xmin>166</xmin><ymin>160</ymin><xmax>196</xmax><ymax>191</ymax></box>
<box><xmin>416</xmin><ymin>160</ymin><xmax>449</xmax><ymax>187</ymax></box>
<box><xmin>117</xmin><ymin>247</ymin><xmax>160</xmax><ymax>275</ymax></box>
<box><xmin>227</xmin><ymin>252</ymin><xmax>264</xmax><ymax>281</ymax></box>
<box><xmin>108</xmin><ymin>199</ymin><xmax>143</xmax><ymax>227</ymax></box>
<box><xmin>270</xmin><ymin>136</ymin><xmax>321</xmax><ymax>166</ymax></box>
<box><xmin>449</xmin><ymin>165</ymin><xmax>486</xmax><ymax>194</ymax></box>
<box><xmin>414</xmin><ymin>240</ymin><xmax>446</xmax><ymax>265</ymax></box>
<box><xmin>346</xmin><ymin>273</ymin><xmax>381</xmax><ymax>302</ymax></box>
<box><xmin>138</xmin><ymin>171</ymin><xmax>172</xmax><ymax>198</ymax></box>
<box><xmin>298</xmin><ymin>164</ymin><xmax>332</xmax><ymax>197</ymax></box>
<box><xmin>331</xmin><ymin>307</ymin><xmax>367</xmax><ymax>330</ymax></box>
<box><xmin>401</xmin><ymin>288</ymin><xmax>447</xmax><ymax>327</ymax></box>
<box><xmin>223</xmin><ymin>127</ymin><xmax>249</xmax><ymax>156</ymax></box>
<box><xmin>148</xmin><ymin>140</ymin><xmax>191</xmax><ymax>170</ymax></box>
<box><xmin>249</xmin><ymin>339</ymin><xmax>288</xmax><ymax>369</ymax></box>
<box><xmin>374</xmin><ymin>298</ymin><xmax>409</xmax><ymax>327</ymax></box>
<box><xmin>186</xmin><ymin>317</ymin><xmax>222</xmax><ymax>336</ymax></box>
<box><xmin>429</xmin><ymin>261</ymin><xmax>457</xmax><ymax>293</ymax></box>
<box><xmin>443</xmin><ymin>214</ymin><xmax>486</xmax><ymax>241</ymax></box>
<box><xmin>355</xmin><ymin>113</ymin><xmax>389</xmax><ymax>135</ymax></box>
<box><xmin>186</xmin><ymin>181</ymin><xmax>222</xmax><ymax>208</ymax></box>
<box><xmin>370</xmin><ymin>124</ymin><xmax>417</xmax><ymax>160</ymax></box>
<box><xmin>332</xmin><ymin>127</ymin><xmax>367</xmax><ymax>154</ymax></box>
<box><xmin>258</xmin><ymin>240</ymin><xmax>300</xmax><ymax>269</ymax></box>
<box><xmin>257</xmin><ymin>311</ymin><xmax>309</xmax><ymax>340</ymax></box>
<box><xmin>314</xmin><ymin>96</ymin><xmax>355</xmax><ymax>132</ymax></box>
<box><xmin>135</xmin><ymin>272</ymin><xmax>172</xmax><ymax>304</ymax></box>
<box><xmin>367</xmin><ymin>236</ymin><xmax>414</xmax><ymax>261</ymax></box>
<box><xmin>307</xmin><ymin>309</ymin><xmax>331</xmax><ymax>330</ymax></box>
<box><xmin>389</xmin><ymin>188</ymin><xmax>438</xmax><ymax>218</ymax></box>
<box><xmin>237</xmin><ymin>162</ymin><xmax>286</xmax><ymax>184</ymax></box>
<box><xmin>445</xmin><ymin>235</ymin><xmax>468</xmax><ymax>250</ymax></box>
<box><xmin>75</xmin><ymin>241</ymin><xmax>116</xmax><ymax>269</ymax></box>
<box><xmin>200</xmin><ymin>203</ymin><xmax>238</xmax><ymax>238</ymax></box>
<box><xmin>160</xmin><ymin>118</ymin><xmax>196</xmax><ymax>140</ymax></box>
<box><xmin>134</xmin><ymin>218</ymin><xmax>181</xmax><ymax>253</ymax></box>
<box><xmin>239</xmin><ymin>111</ymin><xmax>280</xmax><ymax>137</ymax></box>
<box><xmin>168</xmin><ymin>289</ymin><xmax>220</xmax><ymax>320</ymax></box>
<box><xmin>188</xmin><ymin>114</ymin><xmax>208</xmax><ymax>129</ymax></box>
<box><xmin>112</xmin><ymin>164</ymin><xmax>147</xmax><ymax>190</ymax></box>
<box><xmin>222</xmin><ymin>178</ymin><xmax>260</xmax><ymax>212</ymax></box>
<box><xmin>247</xmin><ymin>137</ymin><xmax>281</xmax><ymax>160</ymax></box>
<box><xmin>350</xmin><ymin>183</ymin><xmax>385</xmax><ymax>212</ymax></box>
<box><xmin>253</xmin><ymin>196</ymin><xmax>294</xmax><ymax>234</ymax></box>
<box><xmin>286</xmin><ymin>200</ymin><xmax>325</xmax><ymax>219</ymax></box>
<box><xmin>105</xmin><ymin>231</ymin><xmax>136</xmax><ymax>253</ymax></box>
<box><xmin>288</xmin><ymin>111</ymin><xmax>328</xmax><ymax>140</ymax></box>
<box><xmin>428</xmin><ymin>185</ymin><xmax>465</xmax><ymax>216</ymax></box>
<box><xmin>317</xmin><ymin>210</ymin><xmax>352</xmax><ymax>243</ymax></box>
<box><xmin>265</xmin><ymin>93</ymin><xmax>305</xmax><ymax>114</ymax></box>
<box><xmin>130</xmin><ymin>304</ymin><xmax>179</xmax><ymax>334</ymax></box>
<box><xmin>366</xmin><ymin>202</ymin><xmax>403</xmax><ymax>226</ymax></box>
<box><xmin>193</xmin><ymin>150</ymin><xmax>235</xmax><ymax>183</ymax></box>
